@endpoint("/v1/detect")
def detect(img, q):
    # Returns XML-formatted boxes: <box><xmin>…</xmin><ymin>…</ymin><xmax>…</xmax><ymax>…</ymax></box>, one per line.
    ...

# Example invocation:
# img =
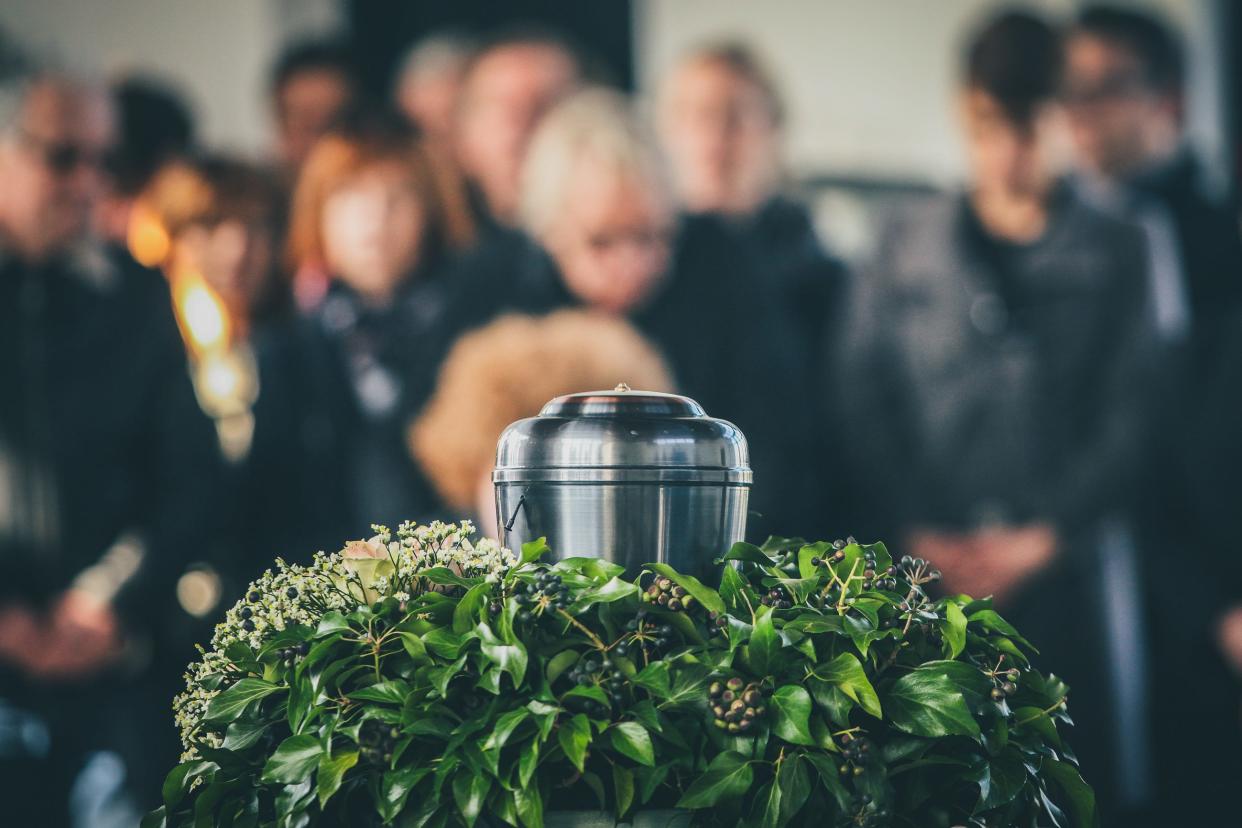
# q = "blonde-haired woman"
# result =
<box><xmin>410</xmin><ymin>309</ymin><xmax>675</xmax><ymax>536</ymax></box>
<box><xmin>446</xmin><ymin>86</ymin><xmax>823</xmax><ymax>541</ymax></box>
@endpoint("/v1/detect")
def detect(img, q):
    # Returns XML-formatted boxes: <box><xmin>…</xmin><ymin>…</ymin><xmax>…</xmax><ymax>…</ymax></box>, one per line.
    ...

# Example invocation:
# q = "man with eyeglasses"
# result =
<box><xmin>0</xmin><ymin>58</ymin><xmax>221</xmax><ymax>824</ymax></box>
<box><xmin>1064</xmin><ymin>7</ymin><xmax>1242</xmax><ymax>824</ymax></box>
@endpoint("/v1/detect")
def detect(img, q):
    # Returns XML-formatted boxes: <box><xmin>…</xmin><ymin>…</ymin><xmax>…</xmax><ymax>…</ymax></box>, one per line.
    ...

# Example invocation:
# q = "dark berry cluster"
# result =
<box><xmin>990</xmin><ymin>667</ymin><xmax>1021</xmax><ymax>702</ymax></box>
<box><xmin>709</xmin><ymin>677</ymin><xmax>766</xmax><ymax>734</ymax></box>
<box><xmin>566</xmin><ymin>655</ymin><xmax>626</xmax><ymax>711</ymax></box>
<box><xmin>239</xmin><ymin>605</ymin><xmax>256</xmax><ymax>632</ymax></box>
<box><xmin>851</xmin><ymin>794</ymin><xmax>891</xmax><ymax>826</ymax></box>
<box><xmin>760</xmin><ymin>586</ymin><xmax>793</xmax><ymax>610</ymax></box>
<box><xmin>641</xmin><ymin>577</ymin><xmax>695</xmax><ymax>611</ymax></box>
<box><xmin>358</xmin><ymin>719</ymin><xmax>401</xmax><ymax>765</ymax></box>
<box><xmin>276</xmin><ymin>641</ymin><xmax>310</xmax><ymax>667</ymax></box>
<box><xmin>513</xmin><ymin>571</ymin><xmax>570</xmax><ymax>621</ymax></box>
<box><xmin>706</xmin><ymin>610</ymin><xmax>729</xmax><ymax>638</ymax></box>
<box><xmin>617</xmin><ymin>613</ymin><xmax>674</xmax><ymax>660</ymax></box>
<box><xmin>837</xmin><ymin>732</ymin><xmax>872</xmax><ymax>772</ymax></box>
<box><xmin>897</xmin><ymin>555</ymin><xmax>942</xmax><ymax>584</ymax></box>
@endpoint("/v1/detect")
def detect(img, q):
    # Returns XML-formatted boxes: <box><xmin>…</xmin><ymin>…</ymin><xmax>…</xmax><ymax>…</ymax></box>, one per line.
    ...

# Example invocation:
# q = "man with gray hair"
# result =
<box><xmin>0</xmin><ymin>48</ymin><xmax>222</xmax><ymax>822</ymax></box>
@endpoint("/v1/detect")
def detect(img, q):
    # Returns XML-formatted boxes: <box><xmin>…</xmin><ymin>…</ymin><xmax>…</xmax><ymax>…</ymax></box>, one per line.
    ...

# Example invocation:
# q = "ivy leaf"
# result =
<box><xmin>676</xmin><ymin>751</ymin><xmax>753</xmax><ymax>809</ymax></box>
<box><xmin>317</xmin><ymin>749</ymin><xmax>358</xmax><ymax>807</ymax></box>
<box><xmin>571</xmin><ymin>577</ymin><xmax>639</xmax><ymax>610</ymax></box>
<box><xmin>763</xmin><ymin>754</ymin><xmax>812</xmax><ymax>826</ymax></box>
<box><xmin>720</xmin><ymin>542</ymin><xmax>776</xmax><ymax>566</ymax></box>
<box><xmin>974</xmin><ymin>748</ymin><xmax>1026</xmax><ymax>811</ymax></box>
<box><xmin>968</xmin><ymin>609</ymin><xmax>1036</xmax><ymax>651</ymax></box>
<box><xmin>349</xmin><ymin>679</ymin><xmax>410</xmax><ymax>705</ymax></box>
<box><xmin>453</xmin><ymin>583</ymin><xmax>491</xmax><ymax>634</ymax></box>
<box><xmin>521</xmin><ymin>538</ymin><xmax>551</xmax><ymax>564</ymax></box>
<box><xmin>514</xmin><ymin>783</ymin><xmax>543</xmax><ymax>828</ymax></box>
<box><xmin>886</xmin><ymin>671</ymin><xmax>981</xmax><ymax>740</ymax></box>
<box><xmin>770</xmin><ymin>685</ymin><xmax>815</xmax><ymax>746</ymax></box>
<box><xmin>609</xmin><ymin>721</ymin><xmax>655</xmax><ymax>766</ymax></box>
<box><xmin>557</xmin><ymin>713</ymin><xmax>592</xmax><ymax>773</ymax></box>
<box><xmin>161</xmin><ymin>760</ymin><xmax>216</xmax><ymax>809</ymax></box>
<box><xmin>483</xmin><ymin>707</ymin><xmax>531</xmax><ymax>751</ymax></box>
<box><xmin>314</xmin><ymin>611</ymin><xmax>352</xmax><ymax>637</ymax></box>
<box><xmin>452</xmin><ymin>768</ymin><xmax>491</xmax><ymax>828</ymax></box>
<box><xmin>518</xmin><ymin>739</ymin><xmax>540</xmax><ymax>788</ymax></box>
<box><xmin>261</xmin><ymin>733</ymin><xmax>323</xmax><ymax>784</ymax></box>
<box><xmin>747</xmin><ymin>606</ymin><xmax>780</xmax><ymax>676</ymax></box>
<box><xmin>1041</xmin><ymin>757</ymin><xmax>1097</xmax><ymax>828</ymax></box>
<box><xmin>477</xmin><ymin>622</ymin><xmax>528</xmax><ymax>688</ymax></box>
<box><xmin>647</xmin><ymin>563</ymin><xmax>725</xmax><ymax>615</ymax></box>
<box><xmin>803</xmin><ymin>752</ymin><xmax>852</xmax><ymax>813</ymax></box>
<box><xmin>377</xmin><ymin>766</ymin><xmax>431</xmax><ymax>822</ymax></box>
<box><xmin>942</xmin><ymin>601</ymin><xmax>967</xmax><ymax>658</ymax></box>
<box><xmin>222</xmin><ymin>718</ymin><xmax>267</xmax><ymax>752</ymax></box>
<box><xmin>718</xmin><ymin>564</ymin><xmax>750</xmax><ymax>613</ymax></box>
<box><xmin>613</xmin><ymin>763</ymin><xmax>635</xmax><ymax>817</ymax></box>
<box><xmin>204</xmin><ymin>678</ymin><xmax>282</xmax><ymax>724</ymax></box>
<box><xmin>811</xmin><ymin>652</ymin><xmax>882</xmax><ymax>719</ymax></box>
<box><xmin>797</xmin><ymin>542</ymin><xmax>833</xmax><ymax>578</ymax></box>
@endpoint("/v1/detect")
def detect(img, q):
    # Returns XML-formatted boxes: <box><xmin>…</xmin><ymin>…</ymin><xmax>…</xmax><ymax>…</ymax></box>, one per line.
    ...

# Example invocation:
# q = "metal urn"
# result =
<box><xmin>493</xmin><ymin>385</ymin><xmax>751</xmax><ymax>579</ymax></box>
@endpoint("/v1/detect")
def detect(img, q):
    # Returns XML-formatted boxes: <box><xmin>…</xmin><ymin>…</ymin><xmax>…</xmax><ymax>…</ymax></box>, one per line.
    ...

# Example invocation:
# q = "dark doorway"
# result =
<box><xmin>345</xmin><ymin>0</ymin><xmax>635</xmax><ymax>101</ymax></box>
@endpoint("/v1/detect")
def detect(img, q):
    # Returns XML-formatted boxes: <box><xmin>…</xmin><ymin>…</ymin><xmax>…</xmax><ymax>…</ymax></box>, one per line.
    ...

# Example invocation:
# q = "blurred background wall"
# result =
<box><xmin>0</xmin><ymin>0</ymin><xmax>1230</xmax><ymax>188</ymax></box>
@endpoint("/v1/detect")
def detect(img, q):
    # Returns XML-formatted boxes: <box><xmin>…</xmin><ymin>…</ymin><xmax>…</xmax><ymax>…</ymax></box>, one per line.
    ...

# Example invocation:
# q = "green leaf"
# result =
<box><xmin>221</xmin><ymin>718</ymin><xmax>268</xmax><ymax>752</ymax></box>
<box><xmin>763</xmin><ymin>754</ymin><xmax>812</xmax><ymax>826</ymax></box>
<box><xmin>317</xmin><ymin>749</ymin><xmax>358</xmax><ymax>807</ymax></box>
<box><xmin>518</xmin><ymin>739</ymin><xmax>540</xmax><ymax>788</ymax></box>
<box><xmin>377</xmin><ymin>765</ymin><xmax>431</xmax><ymax>822</ymax></box>
<box><xmin>797</xmin><ymin>542</ymin><xmax>833</xmax><ymax>578</ymax></box>
<box><xmin>315</xmin><ymin>611</ymin><xmax>352</xmax><ymax>637</ymax></box>
<box><xmin>261</xmin><ymin>733</ymin><xmax>323</xmax><ymax>784</ymax></box>
<box><xmin>968</xmin><ymin>609</ymin><xmax>1036</xmax><ymax>651</ymax></box>
<box><xmin>811</xmin><ymin>652</ymin><xmax>882</xmax><ymax>719</ymax></box>
<box><xmin>453</xmin><ymin>583</ymin><xmax>491</xmax><ymax>634</ymax></box>
<box><xmin>609</xmin><ymin>721</ymin><xmax>655</xmax><ymax>766</ymax></box>
<box><xmin>398</xmin><ymin>631</ymin><xmax>429</xmax><ymax>664</ymax></box>
<box><xmin>514</xmin><ymin>783</ymin><xmax>543</xmax><ymax>828</ymax></box>
<box><xmin>632</xmin><ymin>661</ymin><xmax>671</xmax><ymax>698</ymax></box>
<box><xmin>943</xmin><ymin>601</ymin><xmax>967</xmax><ymax>658</ymax></box>
<box><xmin>1013</xmin><ymin>706</ymin><xmax>1061</xmax><ymax>747</ymax></box>
<box><xmin>747</xmin><ymin>606</ymin><xmax>780</xmax><ymax>676</ymax></box>
<box><xmin>803</xmin><ymin>752</ymin><xmax>852</xmax><ymax>813</ymax></box>
<box><xmin>975</xmin><ymin>748</ymin><xmax>1026</xmax><ymax>810</ymax></box>
<box><xmin>1042</xmin><ymin>757</ymin><xmax>1097</xmax><ymax>828</ymax></box>
<box><xmin>676</xmin><ymin>751</ymin><xmax>754</xmax><ymax>809</ymax></box>
<box><xmin>521</xmin><ymin>538</ymin><xmax>551</xmax><ymax>564</ymax></box>
<box><xmin>718</xmin><ymin>564</ymin><xmax>749</xmax><ymax>612</ymax></box>
<box><xmin>770</xmin><ymin>685</ymin><xmax>815</xmax><ymax>746</ymax></box>
<box><xmin>452</xmin><ymin>769</ymin><xmax>490</xmax><ymax>828</ymax></box>
<box><xmin>483</xmin><ymin>707</ymin><xmax>531</xmax><ymax>751</ymax></box>
<box><xmin>886</xmin><ymin>671</ymin><xmax>981</xmax><ymax>739</ymax></box>
<box><xmin>545</xmin><ymin>648</ymin><xmax>580</xmax><ymax>685</ymax></box>
<box><xmin>647</xmin><ymin>563</ymin><xmax>726</xmax><ymax>615</ymax></box>
<box><xmin>349</xmin><ymin>679</ymin><xmax>410</xmax><ymax>705</ymax></box>
<box><xmin>720</xmin><ymin>542</ymin><xmax>776</xmax><ymax>566</ymax></box>
<box><xmin>204</xmin><ymin>678</ymin><xmax>282</xmax><ymax>724</ymax></box>
<box><xmin>161</xmin><ymin>760</ymin><xmax>215</xmax><ymax>809</ymax></box>
<box><xmin>573</xmin><ymin>576</ymin><xmax>640</xmax><ymax>610</ymax></box>
<box><xmin>557</xmin><ymin>713</ymin><xmax>591</xmax><ymax>773</ymax></box>
<box><xmin>613</xmin><ymin>763</ymin><xmax>635</xmax><ymax>817</ymax></box>
<box><xmin>477</xmin><ymin>622</ymin><xmax>528</xmax><ymax>688</ymax></box>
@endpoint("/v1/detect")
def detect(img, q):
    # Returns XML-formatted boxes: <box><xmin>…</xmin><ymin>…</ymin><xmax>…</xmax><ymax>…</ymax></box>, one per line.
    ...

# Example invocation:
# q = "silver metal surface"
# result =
<box><xmin>493</xmin><ymin>387</ymin><xmax>750</xmax><ymax>579</ymax></box>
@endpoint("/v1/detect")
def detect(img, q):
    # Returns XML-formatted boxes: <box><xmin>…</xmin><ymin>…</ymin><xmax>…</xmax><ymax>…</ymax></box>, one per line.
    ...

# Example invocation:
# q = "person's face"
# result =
<box><xmin>1063</xmin><ymin>33</ymin><xmax>1176</xmax><ymax>178</ymax></box>
<box><xmin>0</xmin><ymin>81</ymin><xmax>113</xmax><ymax>262</ymax></box>
<box><xmin>176</xmin><ymin>218</ymin><xmax>274</xmax><ymax>322</ymax></box>
<box><xmin>276</xmin><ymin>69</ymin><xmax>353</xmax><ymax>171</ymax></box>
<box><xmin>545</xmin><ymin>159</ymin><xmax>674</xmax><ymax>316</ymax></box>
<box><xmin>320</xmin><ymin>161</ymin><xmax>425</xmax><ymax>303</ymax></box>
<box><xmin>455</xmin><ymin>45</ymin><xmax>577</xmax><ymax>223</ymax></box>
<box><xmin>399</xmin><ymin>66</ymin><xmax>465</xmax><ymax>146</ymax></box>
<box><xmin>661</xmin><ymin>58</ymin><xmax>780</xmax><ymax>215</ymax></box>
<box><xmin>960</xmin><ymin>88</ymin><xmax>1056</xmax><ymax>200</ymax></box>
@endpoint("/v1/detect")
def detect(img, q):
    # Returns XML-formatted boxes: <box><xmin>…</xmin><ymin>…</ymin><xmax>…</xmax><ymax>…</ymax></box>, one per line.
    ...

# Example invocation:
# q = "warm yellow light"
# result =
<box><xmin>172</xmin><ymin>269</ymin><xmax>231</xmax><ymax>357</ymax></box>
<box><xmin>127</xmin><ymin>202</ymin><xmax>171</xmax><ymax>268</ymax></box>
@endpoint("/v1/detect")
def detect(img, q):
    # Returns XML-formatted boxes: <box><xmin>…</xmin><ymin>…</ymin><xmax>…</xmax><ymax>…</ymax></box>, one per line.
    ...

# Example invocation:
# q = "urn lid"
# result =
<box><xmin>493</xmin><ymin>385</ymin><xmax>750</xmax><ymax>484</ymax></box>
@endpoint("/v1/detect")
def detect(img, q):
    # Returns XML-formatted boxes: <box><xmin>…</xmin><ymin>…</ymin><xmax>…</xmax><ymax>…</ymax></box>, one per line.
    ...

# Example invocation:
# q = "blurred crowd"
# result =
<box><xmin>0</xmin><ymin>5</ymin><xmax>1240</xmax><ymax>826</ymax></box>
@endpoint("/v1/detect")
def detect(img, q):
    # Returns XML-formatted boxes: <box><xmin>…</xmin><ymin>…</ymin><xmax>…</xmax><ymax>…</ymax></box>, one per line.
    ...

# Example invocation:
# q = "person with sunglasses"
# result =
<box><xmin>0</xmin><ymin>62</ymin><xmax>223</xmax><ymax>824</ymax></box>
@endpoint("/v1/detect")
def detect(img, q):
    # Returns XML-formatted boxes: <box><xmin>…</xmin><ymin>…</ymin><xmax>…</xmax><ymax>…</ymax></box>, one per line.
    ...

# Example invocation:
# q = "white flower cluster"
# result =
<box><xmin>172</xmin><ymin>521</ymin><xmax>515</xmax><ymax>760</ymax></box>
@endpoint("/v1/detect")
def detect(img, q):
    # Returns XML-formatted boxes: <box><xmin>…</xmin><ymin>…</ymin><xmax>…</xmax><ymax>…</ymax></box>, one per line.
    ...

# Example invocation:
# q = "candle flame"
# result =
<box><xmin>171</xmin><ymin>268</ymin><xmax>231</xmax><ymax>357</ymax></box>
<box><xmin>127</xmin><ymin>201</ymin><xmax>171</xmax><ymax>268</ymax></box>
